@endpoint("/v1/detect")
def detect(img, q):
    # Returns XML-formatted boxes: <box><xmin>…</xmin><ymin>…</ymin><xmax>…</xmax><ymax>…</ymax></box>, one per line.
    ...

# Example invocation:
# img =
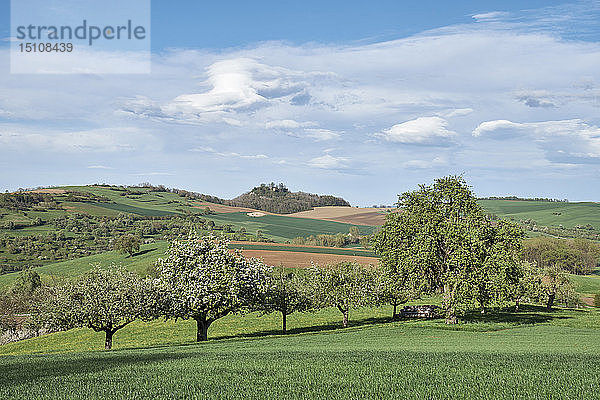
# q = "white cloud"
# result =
<box><xmin>379</xmin><ymin>117</ymin><xmax>457</xmax><ymax>145</ymax></box>
<box><xmin>87</xmin><ymin>165</ymin><xmax>113</xmax><ymax>169</ymax></box>
<box><xmin>308</xmin><ymin>154</ymin><xmax>349</xmax><ymax>169</ymax></box>
<box><xmin>132</xmin><ymin>172</ymin><xmax>175</xmax><ymax>176</ymax></box>
<box><xmin>0</xmin><ymin>127</ymin><xmax>158</xmax><ymax>153</ymax></box>
<box><xmin>265</xmin><ymin>119</ymin><xmax>316</xmax><ymax>129</ymax></box>
<box><xmin>441</xmin><ymin>108</ymin><xmax>474</xmax><ymax>117</ymax></box>
<box><xmin>472</xmin><ymin>120</ymin><xmax>523</xmax><ymax>137</ymax></box>
<box><xmin>191</xmin><ymin>146</ymin><xmax>268</xmax><ymax>160</ymax></box>
<box><xmin>403</xmin><ymin>156</ymin><xmax>448</xmax><ymax>169</ymax></box>
<box><xmin>472</xmin><ymin>119</ymin><xmax>600</xmax><ymax>162</ymax></box>
<box><xmin>157</xmin><ymin>58</ymin><xmax>330</xmax><ymax>124</ymax></box>
<box><xmin>472</xmin><ymin>12</ymin><xmax>510</xmax><ymax>21</ymax></box>
<box><xmin>305</xmin><ymin>128</ymin><xmax>341</xmax><ymax>141</ymax></box>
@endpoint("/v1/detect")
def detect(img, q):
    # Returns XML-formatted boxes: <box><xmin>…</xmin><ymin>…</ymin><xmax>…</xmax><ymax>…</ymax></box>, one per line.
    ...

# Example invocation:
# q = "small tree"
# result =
<box><xmin>261</xmin><ymin>269</ymin><xmax>311</xmax><ymax>334</ymax></box>
<box><xmin>155</xmin><ymin>234</ymin><xmax>271</xmax><ymax>341</ymax></box>
<box><xmin>306</xmin><ymin>262</ymin><xmax>376</xmax><ymax>328</ymax></box>
<box><xmin>539</xmin><ymin>265</ymin><xmax>577</xmax><ymax>311</ymax></box>
<box><xmin>36</xmin><ymin>266</ymin><xmax>155</xmax><ymax>350</ymax></box>
<box><xmin>113</xmin><ymin>234</ymin><xmax>141</xmax><ymax>257</ymax></box>
<box><xmin>375</xmin><ymin>267</ymin><xmax>415</xmax><ymax>319</ymax></box>
<box><xmin>512</xmin><ymin>261</ymin><xmax>542</xmax><ymax>312</ymax></box>
<box><xmin>9</xmin><ymin>270</ymin><xmax>42</xmax><ymax>297</ymax></box>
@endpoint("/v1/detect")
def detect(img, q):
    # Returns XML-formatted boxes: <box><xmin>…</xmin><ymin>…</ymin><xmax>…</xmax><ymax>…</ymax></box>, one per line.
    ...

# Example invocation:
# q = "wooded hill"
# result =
<box><xmin>228</xmin><ymin>183</ymin><xmax>350</xmax><ymax>214</ymax></box>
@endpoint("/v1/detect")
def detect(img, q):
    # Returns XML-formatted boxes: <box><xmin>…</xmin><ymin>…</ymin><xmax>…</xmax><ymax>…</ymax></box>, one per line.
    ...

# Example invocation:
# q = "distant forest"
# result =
<box><xmin>229</xmin><ymin>183</ymin><xmax>350</xmax><ymax>214</ymax></box>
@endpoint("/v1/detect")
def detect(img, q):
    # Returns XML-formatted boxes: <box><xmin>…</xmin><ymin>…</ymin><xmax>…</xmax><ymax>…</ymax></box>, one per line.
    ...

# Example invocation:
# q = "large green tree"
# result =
<box><xmin>373</xmin><ymin>176</ymin><xmax>523</xmax><ymax>324</ymax></box>
<box><xmin>155</xmin><ymin>234</ymin><xmax>271</xmax><ymax>341</ymax></box>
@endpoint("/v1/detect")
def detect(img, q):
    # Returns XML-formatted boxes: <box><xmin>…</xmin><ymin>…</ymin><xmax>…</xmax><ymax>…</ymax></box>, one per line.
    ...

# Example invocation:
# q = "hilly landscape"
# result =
<box><xmin>2</xmin><ymin>180</ymin><xmax>600</xmax><ymax>400</ymax></box>
<box><xmin>1</xmin><ymin>183</ymin><xmax>599</xmax><ymax>291</ymax></box>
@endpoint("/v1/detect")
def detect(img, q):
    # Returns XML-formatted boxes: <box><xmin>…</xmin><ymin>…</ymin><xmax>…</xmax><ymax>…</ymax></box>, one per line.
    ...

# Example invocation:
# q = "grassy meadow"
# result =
<box><xmin>204</xmin><ymin>212</ymin><xmax>377</xmax><ymax>241</ymax></box>
<box><xmin>2</xmin><ymin>187</ymin><xmax>600</xmax><ymax>398</ymax></box>
<box><xmin>1</xmin><ymin>304</ymin><xmax>600</xmax><ymax>399</ymax></box>
<box><xmin>478</xmin><ymin>199</ymin><xmax>600</xmax><ymax>230</ymax></box>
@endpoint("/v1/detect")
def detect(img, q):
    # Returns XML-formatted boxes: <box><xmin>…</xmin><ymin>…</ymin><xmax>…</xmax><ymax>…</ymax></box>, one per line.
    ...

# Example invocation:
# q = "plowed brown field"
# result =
<box><xmin>238</xmin><ymin>249</ymin><xmax>378</xmax><ymax>268</ymax></box>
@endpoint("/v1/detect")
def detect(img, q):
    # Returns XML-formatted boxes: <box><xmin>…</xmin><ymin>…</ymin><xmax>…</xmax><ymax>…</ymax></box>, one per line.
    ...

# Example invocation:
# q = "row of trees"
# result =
<box><xmin>523</xmin><ymin>236</ymin><xmax>600</xmax><ymax>275</ymax></box>
<box><xmin>28</xmin><ymin>223</ymin><xmax>578</xmax><ymax>351</ymax></box>
<box><xmin>291</xmin><ymin>226</ymin><xmax>369</xmax><ymax>248</ymax></box>
<box><xmin>29</xmin><ymin>235</ymin><xmax>381</xmax><ymax>349</ymax></box>
<box><xmin>5</xmin><ymin>176</ymin><xmax>590</xmax><ymax>349</ymax></box>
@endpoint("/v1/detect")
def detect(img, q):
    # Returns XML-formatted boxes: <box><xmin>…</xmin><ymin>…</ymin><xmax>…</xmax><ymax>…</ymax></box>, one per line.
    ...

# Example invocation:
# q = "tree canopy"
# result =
<box><xmin>305</xmin><ymin>262</ymin><xmax>377</xmax><ymax>328</ymax></box>
<box><xmin>155</xmin><ymin>234</ymin><xmax>271</xmax><ymax>341</ymax></box>
<box><xmin>373</xmin><ymin>176</ymin><xmax>524</xmax><ymax>323</ymax></box>
<box><xmin>36</xmin><ymin>266</ymin><xmax>155</xmax><ymax>350</ymax></box>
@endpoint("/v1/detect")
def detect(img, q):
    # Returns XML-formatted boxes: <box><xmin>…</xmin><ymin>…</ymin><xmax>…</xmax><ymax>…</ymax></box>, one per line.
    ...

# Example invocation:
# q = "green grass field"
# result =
<box><xmin>1</xmin><ymin>305</ymin><xmax>600</xmax><ymax>399</ymax></box>
<box><xmin>228</xmin><ymin>243</ymin><xmax>376</xmax><ymax>257</ymax></box>
<box><xmin>479</xmin><ymin>199</ymin><xmax>600</xmax><ymax>230</ymax></box>
<box><xmin>205</xmin><ymin>212</ymin><xmax>376</xmax><ymax>241</ymax></box>
<box><xmin>570</xmin><ymin>274</ymin><xmax>600</xmax><ymax>296</ymax></box>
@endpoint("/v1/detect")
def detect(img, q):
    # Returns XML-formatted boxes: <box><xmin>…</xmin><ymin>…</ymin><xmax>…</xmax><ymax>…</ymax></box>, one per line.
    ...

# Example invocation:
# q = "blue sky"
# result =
<box><xmin>1</xmin><ymin>1</ymin><xmax>600</xmax><ymax>205</ymax></box>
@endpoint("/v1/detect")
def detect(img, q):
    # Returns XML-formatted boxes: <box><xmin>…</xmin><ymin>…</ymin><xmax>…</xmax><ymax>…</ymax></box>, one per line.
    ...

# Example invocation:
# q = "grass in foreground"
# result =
<box><xmin>1</xmin><ymin>305</ymin><xmax>600</xmax><ymax>399</ymax></box>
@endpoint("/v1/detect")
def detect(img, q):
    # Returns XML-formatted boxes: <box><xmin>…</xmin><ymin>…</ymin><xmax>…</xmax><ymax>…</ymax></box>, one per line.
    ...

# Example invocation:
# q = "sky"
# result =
<box><xmin>1</xmin><ymin>0</ymin><xmax>600</xmax><ymax>205</ymax></box>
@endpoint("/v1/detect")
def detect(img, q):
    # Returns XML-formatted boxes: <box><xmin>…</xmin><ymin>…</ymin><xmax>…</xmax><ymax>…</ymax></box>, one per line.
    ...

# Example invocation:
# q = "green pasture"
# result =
<box><xmin>205</xmin><ymin>212</ymin><xmax>377</xmax><ymax>241</ymax></box>
<box><xmin>479</xmin><ymin>200</ymin><xmax>600</xmax><ymax>230</ymax></box>
<box><xmin>1</xmin><ymin>305</ymin><xmax>600</xmax><ymax>399</ymax></box>
<box><xmin>229</xmin><ymin>243</ymin><xmax>377</xmax><ymax>257</ymax></box>
<box><xmin>570</xmin><ymin>274</ymin><xmax>600</xmax><ymax>296</ymax></box>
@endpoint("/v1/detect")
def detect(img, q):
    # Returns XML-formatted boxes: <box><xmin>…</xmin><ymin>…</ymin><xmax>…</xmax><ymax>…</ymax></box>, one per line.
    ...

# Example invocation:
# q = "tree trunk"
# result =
<box><xmin>392</xmin><ymin>301</ymin><xmax>398</xmax><ymax>320</ymax></box>
<box><xmin>514</xmin><ymin>298</ymin><xmax>520</xmax><ymax>312</ymax></box>
<box><xmin>342</xmin><ymin>309</ymin><xmax>349</xmax><ymax>328</ymax></box>
<box><xmin>105</xmin><ymin>330</ymin><xmax>114</xmax><ymax>350</ymax></box>
<box><xmin>282</xmin><ymin>312</ymin><xmax>287</xmax><ymax>334</ymax></box>
<box><xmin>443</xmin><ymin>284</ymin><xmax>458</xmax><ymax>324</ymax></box>
<box><xmin>546</xmin><ymin>293</ymin><xmax>555</xmax><ymax>311</ymax></box>
<box><xmin>194</xmin><ymin>316</ymin><xmax>212</xmax><ymax>341</ymax></box>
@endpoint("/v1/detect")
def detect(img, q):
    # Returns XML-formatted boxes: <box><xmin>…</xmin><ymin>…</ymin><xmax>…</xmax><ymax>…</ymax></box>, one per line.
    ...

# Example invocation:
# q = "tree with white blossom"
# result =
<box><xmin>155</xmin><ymin>234</ymin><xmax>271</xmax><ymax>341</ymax></box>
<box><xmin>36</xmin><ymin>266</ymin><xmax>156</xmax><ymax>350</ymax></box>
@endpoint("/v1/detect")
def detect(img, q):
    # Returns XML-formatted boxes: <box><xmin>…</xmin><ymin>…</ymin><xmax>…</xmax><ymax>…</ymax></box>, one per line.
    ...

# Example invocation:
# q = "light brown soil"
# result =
<box><xmin>289</xmin><ymin>206</ymin><xmax>392</xmax><ymax>226</ymax></box>
<box><xmin>26</xmin><ymin>188</ymin><xmax>67</xmax><ymax>194</ymax></box>
<box><xmin>581</xmin><ymin>296</ymin><xmax>596</xmax><ymax>306</ymax></box>
<box><xmin>237</xmin><ymin>249</ymin><xmax>378</xmax><ymax>268</ymax></box>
